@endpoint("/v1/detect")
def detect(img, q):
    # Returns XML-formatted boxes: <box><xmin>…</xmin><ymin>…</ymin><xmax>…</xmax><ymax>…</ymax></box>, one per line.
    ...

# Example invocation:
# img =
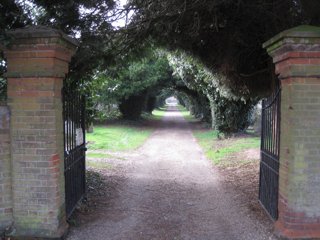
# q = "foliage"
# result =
<box><xmin>0</xmin><ymin>0</ymin><xmax>33</xmax><ymax>101</ymax></box>
<box><xmin>125</xmin><ymin>0</ymin><xmax>320</xmax><ymax>97</ymax></box>
<box><xmin>119</xmin><ymin>93</ymin><xmax>146</xmax><ymax>120</ymax></box>
<box><xmin>0</xmin><ymin>0</ymin><xmax>121</xmax><ymax>105</ymax></box>
<box><xmin>168</xmin><ymin>51</ymin><xmax>256</xmax><ymax>133</ymax></box>
<box><xmin>1</xmin><ymin>0</ymin><xmax>124</xmax><ymax>90</ymax></box>
<box><xmin>145</xmin><ymin>96</ymin><xmax>156</xmax><ymax>113</ymax></box>
<box><xmin>2</xmin><ymin>0</ymin><xmax>320</xmax><ymax>133</ymax></box>
<box><xmin>213</xmin><ymin>92</ymin><xmax>255</xmax><ymax>134</ymax></box>
<box><xmin>34</xmin><ymin>0</ymin><xmax>119</xmax><ymax>81</ymax></box>
<box><xmin>86</xmin><ymin>125</ymin><xmax>152</xmax><ymax>151</ymax></box>
<box><xmin>155</xmin><ymin>88</ymin><xmax>176</xmax><ymax>108</ymax></box>
<box><xmin>94</xmin><ymin>106</ymin><xmax>121</xmax><ymax>122</ymax></box>
<box><xmin>0</xmin><ymin>0</ymin><xmax>31</xmax><ymax>38</ymax></box>
<box><xmin>2</xmin><ymin>0</ymin><xmax>320</xmax><ymax>99</ymax></box>
<box><xmin>92</xmin><ymin>51</ymin><xmax>177</xmax><ymax>119</ymax></box>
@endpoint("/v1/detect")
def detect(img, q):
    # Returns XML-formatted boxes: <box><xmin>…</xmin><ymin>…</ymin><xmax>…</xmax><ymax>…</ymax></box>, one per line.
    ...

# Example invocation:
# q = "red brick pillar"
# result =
<box><xmin>263</xmin><ymin>25</ymin><xmax>320</xmax><ymax>239</ymax></box>
<box><xmin>3</xmin><ymin>26</ymin><xmax>78</xmax><ymax>238</ymax></box>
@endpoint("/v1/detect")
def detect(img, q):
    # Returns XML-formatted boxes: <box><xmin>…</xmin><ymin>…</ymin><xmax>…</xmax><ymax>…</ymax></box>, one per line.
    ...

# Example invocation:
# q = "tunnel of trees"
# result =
<box><xmin>1</xmin><ymin>0</ymin><xmax>320</xmax><ymax>133</ymax></box>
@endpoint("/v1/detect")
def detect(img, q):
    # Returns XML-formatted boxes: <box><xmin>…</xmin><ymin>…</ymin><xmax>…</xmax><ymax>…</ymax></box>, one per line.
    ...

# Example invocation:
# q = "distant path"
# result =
<box><xmin>67</xmin><ymin>105</ymin><xmax>276</xmax><ymax>240</ymax></box>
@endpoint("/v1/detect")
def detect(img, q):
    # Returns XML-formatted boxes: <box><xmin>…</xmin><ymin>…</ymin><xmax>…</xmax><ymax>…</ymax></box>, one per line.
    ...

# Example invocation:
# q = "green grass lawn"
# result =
<box><xmin>151</xmin><ymin>107</ymin><xmax>167</xmax><ymax>119</ymax></box>
<box><xmin>86</xmin><ymin>152</ymin><xmax>113</xmax><ymax>158</ymax></box>
<box><xmin>194</xmin><ymin>130</ymin><xmax>260</xmax><ymax>165</ymax></box>
<box><xmin>177</xmin><ymin>105</ymin><xmax>260</xmax><ymax>165</ymax></box>
<box><xmin>193</xmin><ymin>130</ymin><xmax>219</xmax><ymax>143</ymax></box>
<box><xmin>86</xmin><ymin>125</ymin><xmax>152</xmax><ymax>151</ymax></box>
<box><xmin>177</xmin><ymin>105</ymin><xmax>195</xmax><ymax>121</ymax></box>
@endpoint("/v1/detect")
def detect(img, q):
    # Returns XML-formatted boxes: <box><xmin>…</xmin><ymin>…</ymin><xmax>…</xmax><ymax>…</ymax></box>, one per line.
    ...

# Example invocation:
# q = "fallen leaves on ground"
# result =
<box><xmin>213</xmin><ymin>136</ymin><xmax>269</xmax><ymax>221</ymax></box>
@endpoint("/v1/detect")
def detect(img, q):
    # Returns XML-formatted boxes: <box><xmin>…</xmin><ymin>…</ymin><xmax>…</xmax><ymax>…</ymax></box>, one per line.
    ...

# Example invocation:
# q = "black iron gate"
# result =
<box><xmin>259</xmin><ymin>79</ymin><xmax>281</xmax><ymax>220</ymax></box>
<box><xmin>63</xmin><ymin>84</ymin><xmax>86</xmax><ymax>218</ymax></box>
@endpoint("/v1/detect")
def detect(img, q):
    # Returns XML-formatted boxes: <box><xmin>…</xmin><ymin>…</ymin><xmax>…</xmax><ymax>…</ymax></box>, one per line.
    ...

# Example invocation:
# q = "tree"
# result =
<box><xmin>123</xmin><ymin>0</ymin><xmax>319</xmax><ymax>98</ymax></box>
<box><xmin>1</xmin><ymin>0</ymin><xmax>319</xmax><ymax>133</ymax></box>
<box><xmin>89</xmin><ymin>50</ymin><xmax>178</xmax><ymax>120</ymax></box>
<box><xmin>1</xmin><ymin>0</ymin><xmax>320</xmax><ymax>101</ymax></box>
<box><xmin>168</xmin><ymin>51</ymin><xmax>256</xmax><ymax>133</ymax></box>
<box><xmin>0</xmin><ymin>0</ymin><xmax>34</xmax><ymax>101</ymax></box>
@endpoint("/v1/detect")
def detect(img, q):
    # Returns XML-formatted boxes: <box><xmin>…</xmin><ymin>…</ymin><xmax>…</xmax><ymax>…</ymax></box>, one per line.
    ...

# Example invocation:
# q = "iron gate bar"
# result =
<box><xmin>260</xmin><ymin>151</ymin><xmax>279</xmax><ymax>174</ymax></box>
<box><xmin>259</xmin><ymin>80</ymin><xmax>281</xmax><ymax>221</ymax></box>
<box><xmin>63</xmin><ymin>84</ymin><xmax>86</xmax><ymax>218</ymax></box>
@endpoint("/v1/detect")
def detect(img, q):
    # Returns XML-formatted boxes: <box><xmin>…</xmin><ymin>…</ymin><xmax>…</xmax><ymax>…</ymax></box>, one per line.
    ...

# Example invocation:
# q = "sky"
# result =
<box><xmin>112</xmin><ymin>0</ymin><xmax>133</xmax><ymax>28</ymax></box>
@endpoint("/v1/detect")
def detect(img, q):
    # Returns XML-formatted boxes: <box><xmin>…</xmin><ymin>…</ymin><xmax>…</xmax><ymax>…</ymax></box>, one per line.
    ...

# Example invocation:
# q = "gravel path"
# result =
<box><xmin>67</xmin><ymin>106</ymin><xmax>276</xmax><ymax>240</ymax></box>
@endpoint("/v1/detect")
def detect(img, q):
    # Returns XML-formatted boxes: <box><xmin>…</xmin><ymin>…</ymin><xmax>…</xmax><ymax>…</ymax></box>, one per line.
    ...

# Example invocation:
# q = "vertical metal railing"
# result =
<box><xmin>63</xmin><ymin>84</ymin><xmax>86</xmax><ymax>218</ymax></box>
<box><xmin>259</xmin><ymin>79</ymin><xmax>281</xmax><ymax>220</ymax></box>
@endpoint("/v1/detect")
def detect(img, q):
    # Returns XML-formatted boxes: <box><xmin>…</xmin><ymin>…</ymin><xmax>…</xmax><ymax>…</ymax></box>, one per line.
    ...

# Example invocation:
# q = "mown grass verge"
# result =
<box><xmin>177</xmin><ymin>105</ymin><xmax>195</xmax><ymax>121</ymax></box>
<box><xmin>86</xmin><ymin>125</ymin><xmax>152</xmax><ymax>151</ymax></box>
<box><xmin>177</xmin><ymin>105</ymin><xmax>260</xmax><ymax>165</ymax></box>
<box><xmin>194</xmin><ymin>131</ymin><xmax>260</xmax><ymax>165</ymax></box>
<box><xmin>87</xmin><ymin>152</ymin><xmax>113</xmax><ymax>158</ymax></box>
<box><xmin>151</xmin><ymin>107</ymin><xmax>167</xmax><ymax>119</ymax></box>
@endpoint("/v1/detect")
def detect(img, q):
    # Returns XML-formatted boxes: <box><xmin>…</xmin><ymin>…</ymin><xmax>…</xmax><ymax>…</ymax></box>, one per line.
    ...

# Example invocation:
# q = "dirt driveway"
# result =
<box><xmin>67</xmin><ymin>106</ymin><xmax>277</xmax><ymax>240</ymax></box>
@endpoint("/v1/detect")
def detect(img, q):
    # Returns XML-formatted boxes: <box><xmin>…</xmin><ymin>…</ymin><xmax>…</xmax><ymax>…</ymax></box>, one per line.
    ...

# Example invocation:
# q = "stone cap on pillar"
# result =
<box><xmin>263</xmin><ymin>25</ymin><xmax>320</xmax><ymax>57</ymax></box>
<box><xmin>6</xmin><ymin>25</ymin><xmax>79</xmax><ymax>49</ymax></box>
<box><xmin>3</xmin><ymin>25</ymin><xmax>79</xmax><ymax>78</ymax></box>
<box><xmin>263</xmin><ymin>25</ymin><xmax>320</xmax><ymax>79</ymax></box>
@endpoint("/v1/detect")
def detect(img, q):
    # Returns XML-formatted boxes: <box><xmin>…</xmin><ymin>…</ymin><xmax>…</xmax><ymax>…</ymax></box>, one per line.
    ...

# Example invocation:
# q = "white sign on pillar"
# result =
<box><xmin>76</xmin><ymin>128</ymin><xmax>84</xmax><ymax>146</ymax></box>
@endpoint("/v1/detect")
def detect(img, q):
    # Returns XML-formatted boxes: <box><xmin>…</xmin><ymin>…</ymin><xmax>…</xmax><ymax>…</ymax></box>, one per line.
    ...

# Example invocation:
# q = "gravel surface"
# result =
<box><xmin>67</xmin><ymin>106</ymin><xmax>277</xmax><ymax>240</ymax></box>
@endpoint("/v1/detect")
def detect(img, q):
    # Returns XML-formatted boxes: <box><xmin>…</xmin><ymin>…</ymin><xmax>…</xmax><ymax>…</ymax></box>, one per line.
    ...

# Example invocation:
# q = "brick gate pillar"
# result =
<box><xmin>263</xmin><ymin>25</ymin><xmax>320</xmax><ymax>239</ymax></box>
<box><xmin>3</xmin><ymin>26</ymin><xmax>78</xmax><ymax>239</ymax></box>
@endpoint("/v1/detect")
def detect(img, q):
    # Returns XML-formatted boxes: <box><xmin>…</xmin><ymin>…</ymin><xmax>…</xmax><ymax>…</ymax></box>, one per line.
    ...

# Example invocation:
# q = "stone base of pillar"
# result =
<box><xmin>7</xmin><ymin>222</ymin><xmax>68</xmax><ymax>240</ymax></box>
<box><xmin>275</xmin><ymin>195</ymin><xmax>320</xmax><ymax>239</ymax></box>
<box><xmin>275</xmin><ymin>223</ymin><xmax>320</xmax><ymax>240</ymax></box>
